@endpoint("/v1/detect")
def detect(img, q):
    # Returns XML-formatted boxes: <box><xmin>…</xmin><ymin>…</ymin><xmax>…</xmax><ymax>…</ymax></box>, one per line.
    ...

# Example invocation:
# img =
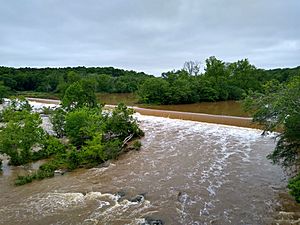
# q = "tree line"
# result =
<box><xmin>0</xmin><ymin>66</ymin><xmax>152</xmax><ymax>93</ymax></box>
<box><xmin>0</xmin><ymin>57</ymin><xmax>299</xmax><ymax>105</ymax></box>
<box><xmin>138</xmin><ymin>57</ymin><xmax>300</xmax><ymax>104</ymax></box>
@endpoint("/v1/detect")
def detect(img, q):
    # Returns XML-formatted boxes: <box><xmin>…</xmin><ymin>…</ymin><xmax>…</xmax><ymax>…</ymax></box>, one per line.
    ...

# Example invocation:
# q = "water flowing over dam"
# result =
<box><xmin>2</xmin><ymin>108</ymin><xmax>299</xmax><ymax>225</ymax></box>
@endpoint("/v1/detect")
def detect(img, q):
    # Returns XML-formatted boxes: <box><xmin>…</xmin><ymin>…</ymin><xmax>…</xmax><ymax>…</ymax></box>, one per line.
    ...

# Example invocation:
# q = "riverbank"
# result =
<box><xmin>27</xmin><ymin>97</ymin><xmax>258</xmax><ymax>129</ymax></box>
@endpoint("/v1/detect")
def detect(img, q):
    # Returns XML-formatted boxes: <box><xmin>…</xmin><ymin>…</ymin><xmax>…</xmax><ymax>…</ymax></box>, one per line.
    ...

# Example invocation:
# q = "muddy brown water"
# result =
<box><xmin>0</xmin><ymin>100</ymin><xmax>299</xmax><ymax>225</ymax></box>
<box><xmin>97</xmin><ymin>93</ymin><xmax>249</xmax><ymax>117</ymax></box>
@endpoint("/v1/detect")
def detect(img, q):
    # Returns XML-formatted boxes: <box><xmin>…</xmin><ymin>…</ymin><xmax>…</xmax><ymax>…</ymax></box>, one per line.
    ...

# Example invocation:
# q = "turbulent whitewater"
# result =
<box><xmin>0</xmin><ymin>112</ymin><xmax>296</xmax><ymax>225</ymax></box>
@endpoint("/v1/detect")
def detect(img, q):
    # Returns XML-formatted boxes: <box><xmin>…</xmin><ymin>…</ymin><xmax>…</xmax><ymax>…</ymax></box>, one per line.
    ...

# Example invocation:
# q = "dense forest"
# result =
<box><xmin>0</xmin><ymin>56</ymin><xmax>299</xmax><ymax>105</ymax></box>
<box><xmin>0</xmin><ymin>66</ymin><xmax>152</xmax><ymax>94</ymax></box>
<box><xmin>138</xmin><ymin>57</ymin><xmax>300</xmax><ymax>104</ymax></box>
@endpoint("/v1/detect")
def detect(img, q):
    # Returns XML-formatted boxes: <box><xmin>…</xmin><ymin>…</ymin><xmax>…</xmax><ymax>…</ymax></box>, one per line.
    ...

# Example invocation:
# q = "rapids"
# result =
<box><xmin>0</xmin><ymin>101</ymin><xmax>299</xmax><ymax>224</ymax></box>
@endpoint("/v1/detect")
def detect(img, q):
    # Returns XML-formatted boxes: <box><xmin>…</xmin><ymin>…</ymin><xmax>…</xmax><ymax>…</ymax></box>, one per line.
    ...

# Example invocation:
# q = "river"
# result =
<box><xmin>0</xmin><ymin>101</ymin><xmax>299</xmax><ymax>225</ymax></box>
<box><xmin>97</xmin><ymin>93</ymin><xmax>249</xmax><ymax>117</ymax></box>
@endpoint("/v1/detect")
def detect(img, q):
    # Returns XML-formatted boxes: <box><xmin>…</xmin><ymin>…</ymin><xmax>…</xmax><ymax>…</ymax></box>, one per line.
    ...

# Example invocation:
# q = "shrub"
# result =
<box><xmin>15</xmin><ymin>174</ymin><xmax>34</xmax><ymax>186</ymax></box>
<box><xmin>32</xmin><ymin>136</ymin><xmax>66</xmax><ymax>161</ymax></box>
<box><xmin>0</xmin><ymin>111</ymin><xmax>46</xmax><ymax>166</ymax></box>
<box><xmin>65</xmin><ymin>107</ymin><xmax>103</xmax><ymax>147</ymax></box>
<box><xmin>288</xmin><ymin>175</ymin><xmax>300</xmax><ymax>203</ymax></box>
<box><xmin>103</xmin><ymin>103</ymin><xmax>144</xmax><ymax>140</ymax></box>
<box><xmin>132</xmin><ymin>140</ymin><xmax>142</xmax><ymax>151</ymax></box>
<box><xmin>103</xmin><ymin>139</ymin><xmax>122</xmax><ymax>159</ymax></box>
<box><xmin>50</xmin><ymin>108</ymin><xmax>66</xmax><ymax>138</ymax></box>
<box><xmin>81</xmin><ymin>132</ymin><xmax>107</xmax><ymax>165</ymax></box>
<box><xmin>67</xmin><ymin>147</ymin><xmax>82</xmax><ymax>170</ymax></box>
<box><xmin>62</xmin><ymin>79</ymin><xmax>98</xmax><ymax>111</ymax></box>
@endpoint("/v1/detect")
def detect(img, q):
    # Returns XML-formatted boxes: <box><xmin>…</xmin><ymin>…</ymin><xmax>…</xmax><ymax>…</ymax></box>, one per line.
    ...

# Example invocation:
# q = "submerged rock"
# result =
<box><xmin>130</xmin><ymin>194</ymin><xmax>145</xmax><ymax>203</ymax></box>
<box><xmin>116</xmin><ymin>191</ymin><xmax>126</xmax><ymax>197</ymax></box>
<box><xmin>142</xmin><ymin>217</ymin><xmax>164</xmax><ymax>225</ymax></box>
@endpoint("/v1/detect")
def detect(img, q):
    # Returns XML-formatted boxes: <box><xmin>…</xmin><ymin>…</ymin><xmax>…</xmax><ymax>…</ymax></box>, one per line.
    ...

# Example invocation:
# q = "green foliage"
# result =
<box><xmin>103</xmin><ymin>103</ymin><xmax>144</xmax><ymax>140</ymax></box>
<box><xmin>15</xmin><ymin>174</ymin><xmax>35</xmax><ymax>186</ymax></box>
<box><xmin>67</xmin><ymin>147</ymin><xmax>82</xmax><ymax>170</ymax></box>
<box><xmin>62</xmin><ymin>79</ymin><xmax>98</xmax><ymax>110</ymax></box>
<box><xmin>288</xmin><ymin>175</ymin><xmax>300</xmax><ymax>203</ymax></box>
<box><xmin>132</xmin><ymin>140</ymin><xmax>142</xmax><ymax>151</ymax></box>
<box><xmin>50</xmin><ymin>108</ymin><xmax>66</xmax><ymax>138</ymax></box>
<box><xmin>40</xmin><ymin>106</ymin><xmax>53</xmax><ymax>115</ymax></box>
<box><xmin>0</xmin><ymin>90</ymin><xmax>143</xmax><ymax>186</ymax></box>
<box><xmin>15</xmin><ymin>168</ymin><xmax>55</xmax><ymax>185</ymax></box>
<box><xmin>137</xmin><ymin>57</ymin><xmax>297</xmax><ymax>105</ymax></box>
<box><xmin>65</xmin><ymin>107</ymin><xmax>103</xmax><ymax>147</ymax></box>
<box><xmin>138</xmin><ymin>78</ymin><xmax>170</xmax><ymax>104</ymax></box>
<box><xmin>0</xmin><ymin>66</ymin><xmax>152</xmax><ymax>94</ymax></box>
<box><xmin>0</xmin><ymin>97</ymin><xmax>32</xmax><ymax>122</ymax></box>
<box><xmin>0</xmin><ymin>81</ymin><xmax>10</xmax><ymax>103</ymax></box>
<box><xmin>81</xmin><ymin>132</ymin><xmax>107</xmax><ymax>165</ymax></box>
<box><xmin>0</xmin><ymin>110</ymin><xmax>46</xmax><ymax>166</ymax></box>
<box><xmin>32</xmin><ymin>136</ymin><xmax>67</xmax><ymax>161</ymax></box>
<box><xmin>103</xmin><ymin>139</ymin><xmax>122</xmax><ymax>159</ymax></box>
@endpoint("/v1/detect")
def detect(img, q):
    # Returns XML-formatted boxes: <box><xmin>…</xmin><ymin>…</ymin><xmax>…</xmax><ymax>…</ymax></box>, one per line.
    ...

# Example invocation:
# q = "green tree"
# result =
<box><xmin>0</xmin><ymin>82</ymin><xmax>10</xmax><ymax>103</ymax></box>
<box><xmin>81</xmin><ymin>132</ymin><xmax>107</xmax><ymax>165</ymax></box>
<box><xmin>0</xmin><ymin>111</ymin><xmax>46</xmax><ymax>165</ymax></box>
<box><xmin>103</xmin><ymin>103</ymin><xmax>144</xmax><ymax>140</ymax></box>
<box><xmin>62</xmin><ymin>79</ymin><xmax>98</xmax><ymax>110</ymax></box>
<box><xmin>138</xmin><ymin>78</ymin><xmax>170</xmax><ymax>104</ymax></box>
<box><xmin>65</xmin><ymin>107</ymin><xmax>103</xmax><ymax>147</ymax></box>
<box><xmin>50</xmin><ymin>108</ymin><xmax>66</xmax><ymax>138</ymax></box>
<box><xmin>204</xmin><ymin>56</ymin><xmax>230</xmax><ymax>100</ymax></box>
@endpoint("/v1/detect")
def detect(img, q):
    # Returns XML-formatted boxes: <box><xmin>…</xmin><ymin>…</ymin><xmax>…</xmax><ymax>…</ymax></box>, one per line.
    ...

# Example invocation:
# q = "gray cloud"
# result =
<box><xmin>0</xmin><ymin>0</ymin><xmax>299</xmax><ymax>75</ymax></box>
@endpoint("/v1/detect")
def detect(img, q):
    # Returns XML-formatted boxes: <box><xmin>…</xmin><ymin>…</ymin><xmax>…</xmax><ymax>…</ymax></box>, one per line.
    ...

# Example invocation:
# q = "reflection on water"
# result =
<box><xmin>1</xmin><ymin>114</ymin><xmax>299</xmax><ymax>225</ymax></box>
<box><xmin>97</xmin><ymin>93</ymin><xmax>138</xmax><ymax>106</ymax></box>
<box><xmin>140</xmin><ymin>101</ymin><xmax>250</xmax><ymax>117</ymax></box>
<box><xmin>97</xmin><ymin>93</ymin><xmax>249</xmax><ymax>117</ymax></box>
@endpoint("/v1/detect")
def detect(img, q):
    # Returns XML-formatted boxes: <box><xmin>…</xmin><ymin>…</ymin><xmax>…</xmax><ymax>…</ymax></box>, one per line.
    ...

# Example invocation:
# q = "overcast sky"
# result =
<box><xmin>0</xmin><ymin>0</ymin><xmax>299</xmax><ymax>75</ymax></box>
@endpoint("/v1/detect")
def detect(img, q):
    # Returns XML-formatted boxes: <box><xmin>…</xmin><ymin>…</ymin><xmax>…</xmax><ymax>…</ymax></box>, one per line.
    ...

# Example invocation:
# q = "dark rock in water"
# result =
<box><xmin>143</xmin><ymin>217</ymin><xmax>164</xmax><ymax>225</ymax></box>
<box><xmin>97</xmin><ymin>160</ymin><xmax>110</xmax><ymax>168</ymax></box>
<box><xmin>80</xmin><ymin>191</ymin><xmax>88</xmax><ymax>196</ymax></box>
<box><xmin>115</xmin><ymin>191</ymin><xmax>126</xmax><ymax>198</ymax></box>
<box><xmin>130</xmin><ymin>194</ymin><xmax>145</xmax><ymax>203</ymax></box>
<box><xmin>139</xmin><ymin>192</ymin><xmax>147</xmax><ymax>197</ymax></box>
<box><xmin>177</xmin><ymin>191</ymin><xmax>182</xmax><ymax>201</ymax></box>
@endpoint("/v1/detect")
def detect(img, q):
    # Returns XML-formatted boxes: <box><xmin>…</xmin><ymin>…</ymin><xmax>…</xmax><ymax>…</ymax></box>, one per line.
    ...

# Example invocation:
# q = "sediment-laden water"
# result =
<box><xmin>1</xmin><ymin>110</ymin><xmax>299</xmax><ymax>225</ymax></box>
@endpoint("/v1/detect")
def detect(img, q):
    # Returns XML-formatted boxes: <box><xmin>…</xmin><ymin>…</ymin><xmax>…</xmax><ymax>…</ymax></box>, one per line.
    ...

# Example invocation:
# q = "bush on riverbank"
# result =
<box><xmin>13</xmin><ymin>101</ymin><xmax>143</xmax><ymax>185</ymax></box>
<box><xmin>288</xmin><ymin>175</ymin><xmax>300</xmax><ymax>203</ymax></box>
<box><xmin>0</xmin><ymin>82</ymin><xmax>143</xmax><ymax>185</ymax></box>
<box><xmin>0</xmin><ymin>99</ymin><xmax>47</xmax><ymax>166</ymax></box>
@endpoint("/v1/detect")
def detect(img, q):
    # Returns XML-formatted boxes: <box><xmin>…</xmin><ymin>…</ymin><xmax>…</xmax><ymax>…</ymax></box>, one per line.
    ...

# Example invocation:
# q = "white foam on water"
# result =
<box><xmin>134</xmin><ymin>113</ymin><xmax>279</xmax><ymax>224</ymax></box>
<box><xmin>0</xmin><ymin>104</ymin><xmax>283</xmax><ymax>224</ymax></box>
<box><xmin>28</xmin><ymin>100</ymin><xmax>58</xmax><ymax>112</ymax></box>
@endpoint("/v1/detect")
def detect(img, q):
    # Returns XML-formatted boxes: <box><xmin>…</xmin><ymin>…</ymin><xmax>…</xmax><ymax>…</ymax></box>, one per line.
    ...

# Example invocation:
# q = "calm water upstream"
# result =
<box><xmin>96</xmin><ymin>93</ymin><xmax>249</xmax><ymax>117</ymax></box>
<box><xmin>1</xmin><ymin>107</ymin><xmax>299</xmax><ymax>224</ymax></box>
